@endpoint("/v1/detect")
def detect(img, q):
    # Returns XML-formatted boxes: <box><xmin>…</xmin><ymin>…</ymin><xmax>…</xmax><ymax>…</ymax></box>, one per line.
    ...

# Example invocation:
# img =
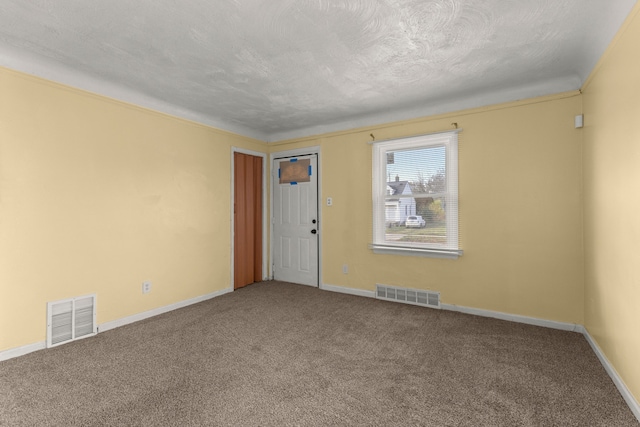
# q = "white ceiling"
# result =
<box><xmin>0</xmin><ymin>0</ymin><xmax>636</xmax><ymax>142</ymax></box>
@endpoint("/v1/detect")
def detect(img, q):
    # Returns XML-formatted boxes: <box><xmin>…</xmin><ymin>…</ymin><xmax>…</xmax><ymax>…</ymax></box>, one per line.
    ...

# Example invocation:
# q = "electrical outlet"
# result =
<box><xmin>342</xmin><ymin>264</ymin><xmax>348</xmax><ymax>274</ymax></box>
<box><xmin>327</xmin><ymin>197</ymin><xmax>333</xmax><ymax>206</ymax></box>
<box><xmin>142</xmin><ymin>281</ymin><xmax>152</xmax><ymax>294</ymax></box>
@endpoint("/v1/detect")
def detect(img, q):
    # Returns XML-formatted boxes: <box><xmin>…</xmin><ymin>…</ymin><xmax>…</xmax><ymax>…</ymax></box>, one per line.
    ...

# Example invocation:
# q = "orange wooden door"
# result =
<box><xmin>234</xmin><ymin>152</ymin><xmax>263</xmax><ymax>289</ymax></box>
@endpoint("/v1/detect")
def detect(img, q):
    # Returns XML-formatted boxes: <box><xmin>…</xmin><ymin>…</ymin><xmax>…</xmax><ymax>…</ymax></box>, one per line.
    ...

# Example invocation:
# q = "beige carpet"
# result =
<box><xmin>1</xmin><ymin>281</ymin><xmax>637</xmax><ymax>426</ymax></box>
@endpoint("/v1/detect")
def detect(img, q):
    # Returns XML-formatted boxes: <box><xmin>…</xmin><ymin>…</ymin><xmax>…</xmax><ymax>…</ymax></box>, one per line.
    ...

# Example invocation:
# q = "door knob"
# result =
<box><xmin>311</xmin><ymin>229</ymin><xmax>317</xmax><ymax>234</ymax></box>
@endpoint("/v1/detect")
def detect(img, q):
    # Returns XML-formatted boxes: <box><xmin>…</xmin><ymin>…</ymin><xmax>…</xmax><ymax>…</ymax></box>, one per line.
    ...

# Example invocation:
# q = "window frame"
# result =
<box><xmin>371</xmin><ymin>130</ymin><xmax>462</xmax><ymax>259</ymax></box>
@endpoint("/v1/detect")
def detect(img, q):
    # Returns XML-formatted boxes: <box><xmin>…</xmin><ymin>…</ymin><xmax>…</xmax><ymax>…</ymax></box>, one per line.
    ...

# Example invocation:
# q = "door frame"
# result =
<box><xmin>270</xmin><ymin>146</ymin><xmax>322</xmax><ymax>287</ymax></box>
<box><xmin>231</xmin><ymin>147</ymin><xmax>268</xmax><ymax>290</ymax></box>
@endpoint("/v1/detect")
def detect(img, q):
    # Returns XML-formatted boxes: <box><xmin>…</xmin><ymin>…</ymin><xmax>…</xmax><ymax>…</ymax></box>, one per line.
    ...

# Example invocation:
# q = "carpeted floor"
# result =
<box><xmin>0</xmin><ymin>281</ymin><xmax>637</xmax><ymax>426</ymax></box>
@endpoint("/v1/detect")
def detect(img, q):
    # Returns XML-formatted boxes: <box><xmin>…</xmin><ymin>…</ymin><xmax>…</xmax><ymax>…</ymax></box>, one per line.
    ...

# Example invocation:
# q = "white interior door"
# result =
<box><xmin>272</xmin><ymin>154</ymin><xmax>318</xmax><ymax>286</ymax></box>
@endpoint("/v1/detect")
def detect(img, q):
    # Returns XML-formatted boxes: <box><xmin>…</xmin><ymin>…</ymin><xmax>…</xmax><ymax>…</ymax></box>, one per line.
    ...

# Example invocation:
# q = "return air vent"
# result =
<box><xmin>47</xmin><ymin>295</ymin><xmax>97</xmax><ymax>348</ymax></box>
<box><xmin>376</xmin><ymin>284</ymin><xmax>440</xmax><ymax>309</ymax></box>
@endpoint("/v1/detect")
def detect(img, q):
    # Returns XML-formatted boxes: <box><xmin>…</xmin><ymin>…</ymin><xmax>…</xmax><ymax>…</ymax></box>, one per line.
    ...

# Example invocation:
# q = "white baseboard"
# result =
<box><xmin>582</xmin><ymin>328</ymin><xmax>640</xmax><ymax>423</ymax></box>
<box><xmin>99</xmin><ymin>287</ymin><xmax>233</xmax><ymax>333</ymax></box>
<box><xmin>0</xmin><ymin>341</ymin><xmax>46</xmax><ymax>362</ymax></box>
<box><xmin>440</xmin><ymin>303</ymin><xmax>583</xmax><ymax>332</ymax></box>
<box><xmin>321</xmin><ymin>286</ymin><xmax>638</xmax><ymax>420</ymax></box>
<box><xmin>0</xmin><ymin>287</ymin><xmax>234</xmax><ymax>362</ymax></box>
<box><xmin>320</xmin><ymin>283</ymin><xmax>376</xmax><ymax>299</ymax></box>
<box><xmin>320</xmin><ymin>284</ymin><xmax>581</xmax><ymax>333</ymax></box>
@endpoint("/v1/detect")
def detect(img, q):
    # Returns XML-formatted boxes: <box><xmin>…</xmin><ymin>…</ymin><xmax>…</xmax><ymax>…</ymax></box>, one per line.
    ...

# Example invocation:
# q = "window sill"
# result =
<box><xmin>369</xmin><ymin>244</ymin><xmax>462</xmax><ymax>259</ymax></box>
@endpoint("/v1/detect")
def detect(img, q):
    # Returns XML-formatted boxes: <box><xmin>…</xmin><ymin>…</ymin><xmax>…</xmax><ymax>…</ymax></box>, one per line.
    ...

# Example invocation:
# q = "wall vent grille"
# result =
<box><xmin>376</xmin><ymin>284</ymin><xmax>440</xmax><ymax>309</ymax></box>
<box><xmin>47</xmin><ymin>295</ymin><xmax>97</xmax><ymax>348</ymax></box>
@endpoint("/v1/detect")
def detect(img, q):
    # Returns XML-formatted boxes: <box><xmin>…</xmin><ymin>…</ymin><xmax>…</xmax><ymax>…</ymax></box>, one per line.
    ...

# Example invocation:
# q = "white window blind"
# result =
<box><xmin>371</xmin><ymin>130</ymin><xmax>461</xmax><ymax>258</ymax></box>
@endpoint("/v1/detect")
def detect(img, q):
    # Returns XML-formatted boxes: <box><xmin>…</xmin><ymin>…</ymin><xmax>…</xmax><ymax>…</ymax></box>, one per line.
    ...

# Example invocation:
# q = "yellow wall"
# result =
<box><xmin>272</xmin><ymin>92</ymin><xmax>584</xmax><ymax>324</ymax></box>
<box><xmin>582</xmin><ymin>4</ymin><xmax>640</xmax><ymax>404</ymax></box>
<box><xmin>0</xmin><ymin>67</ymin><xmax>267</xmax><ymax>352</ymax></box>
<box><xmin>0</xmin><ymin>66</ymin><xmax>585</xmax><ymax>355</ymax></box>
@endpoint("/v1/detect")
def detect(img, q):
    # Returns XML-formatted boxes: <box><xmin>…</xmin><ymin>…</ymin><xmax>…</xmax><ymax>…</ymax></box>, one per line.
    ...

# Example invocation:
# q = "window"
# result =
<box><xmin>371</xmin><ymin>130</ymin><xmax>461</xmax><ymax>258</ymax></box>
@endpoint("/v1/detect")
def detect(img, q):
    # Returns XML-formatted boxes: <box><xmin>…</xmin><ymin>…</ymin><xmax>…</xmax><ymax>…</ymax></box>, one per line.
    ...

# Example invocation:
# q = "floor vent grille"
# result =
<box><xmin>376</xmin><ymin>284</ymin><xmax>440</xmax><ymax>309</ymax></box>
<box><xmin>47</xmin><ymin>294</ymin><xmax>97</xmax><ymax>348</ymax></box>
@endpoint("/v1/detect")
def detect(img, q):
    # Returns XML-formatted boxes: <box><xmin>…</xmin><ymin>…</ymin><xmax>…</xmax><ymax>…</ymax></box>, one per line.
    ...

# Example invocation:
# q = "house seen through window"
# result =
<box><xmin>371</xmin><ymin>131</ymin><xmax>461</xmax><ymax>258</ymax></box>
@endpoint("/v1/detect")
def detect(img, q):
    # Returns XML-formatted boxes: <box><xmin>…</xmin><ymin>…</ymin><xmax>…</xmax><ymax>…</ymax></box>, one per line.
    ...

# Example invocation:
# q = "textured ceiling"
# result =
<box><xmin>0</xmin><ymin>0</ymin><xmax>636</xmax><ymax>141</ymax></box>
